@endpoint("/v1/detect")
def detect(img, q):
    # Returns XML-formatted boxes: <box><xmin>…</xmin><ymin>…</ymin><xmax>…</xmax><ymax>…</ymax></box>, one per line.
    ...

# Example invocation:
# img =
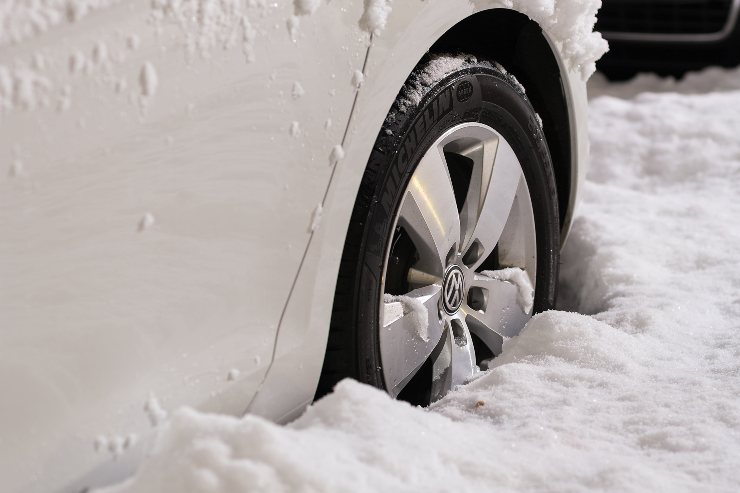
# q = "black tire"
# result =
<box><xmin>316</xmin><ymin>56</ymin><xmax>560</xmax><ymax>401</ymax></box>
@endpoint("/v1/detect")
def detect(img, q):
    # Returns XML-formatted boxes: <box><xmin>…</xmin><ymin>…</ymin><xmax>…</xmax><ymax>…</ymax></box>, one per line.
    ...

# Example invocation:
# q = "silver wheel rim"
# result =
<box><xmin>379</xmin><ymin>122</ymin><xmax>537</xmax><ymax>403</ymax></box>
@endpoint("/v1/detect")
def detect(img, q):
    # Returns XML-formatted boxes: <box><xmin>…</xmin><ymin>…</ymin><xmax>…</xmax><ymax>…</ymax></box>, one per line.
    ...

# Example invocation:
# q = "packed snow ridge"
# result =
<box><xmin>358</xmin><ymin>0</ymin><xmax>393</xmax><ymax>35</ymax></box>
<box><xmin>139</xmin><ymin>62</ymin><xmax>158</xmax><ymax>99</ymax></box>
<box><xmin>97</xmin><ymin>67</ymin><xmax>740</xmax><ymax>492</ymax></box>
<box><xmin>143</xmin><ymin>394</ymin><xmax>168</xmax><ymax>427</ymax></box>
<box><xmin>481</xmin><ymin>268</ymin><xmax>534</xmax><ymax>313</ymax></box>
<box><xmin>328</xmin><ymin>144</ymin><xmax>344</xmax><ymax>166</ymax></box>
<box><xmin>309</xmin><ymin>203</ymin><xmax>323</xmax><ymax>232</ymax></box>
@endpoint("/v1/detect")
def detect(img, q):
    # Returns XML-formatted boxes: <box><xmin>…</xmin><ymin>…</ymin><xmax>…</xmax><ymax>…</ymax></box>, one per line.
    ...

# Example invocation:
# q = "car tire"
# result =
<box><xmin>317</xmin><ymin>56</ymin><xmax>560</xmax><ymax>405</ymax></box>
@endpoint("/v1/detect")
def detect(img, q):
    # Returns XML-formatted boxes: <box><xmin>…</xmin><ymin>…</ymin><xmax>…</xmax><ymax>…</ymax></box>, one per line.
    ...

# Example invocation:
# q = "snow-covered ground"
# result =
<box><xmin>98</xmin><ymin>68</ymin><xmax>740</xmax><ymax>493</ymax></box>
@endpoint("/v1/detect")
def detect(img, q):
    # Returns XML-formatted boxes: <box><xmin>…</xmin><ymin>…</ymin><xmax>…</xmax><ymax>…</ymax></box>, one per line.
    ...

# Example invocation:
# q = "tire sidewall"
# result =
<box><xmin>355</xmin><ymin>65</ymin><xmax>560</xmax><ymax>389</ymax></box>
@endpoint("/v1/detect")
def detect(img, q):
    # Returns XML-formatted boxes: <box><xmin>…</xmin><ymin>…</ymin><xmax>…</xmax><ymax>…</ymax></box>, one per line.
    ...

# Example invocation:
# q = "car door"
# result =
<box><xmin>0</xmin><ymin>1</ymin><xmax>368</xmax><ymax>491</ymax></box>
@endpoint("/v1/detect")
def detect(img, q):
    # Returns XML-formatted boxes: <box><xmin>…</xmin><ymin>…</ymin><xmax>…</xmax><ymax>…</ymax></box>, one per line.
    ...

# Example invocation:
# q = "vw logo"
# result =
<box><xmin>442</xmin><ymin>265</ymin><xmax>465</xmax><ymax>315</ymax></box>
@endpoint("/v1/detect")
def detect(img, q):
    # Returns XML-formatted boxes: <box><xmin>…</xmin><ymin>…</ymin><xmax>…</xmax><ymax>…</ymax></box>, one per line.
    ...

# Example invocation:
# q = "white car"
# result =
<box><xmin>0</xmin><ymin>1</ymin><xmax>602</xmax><ymax>492</ymax></box>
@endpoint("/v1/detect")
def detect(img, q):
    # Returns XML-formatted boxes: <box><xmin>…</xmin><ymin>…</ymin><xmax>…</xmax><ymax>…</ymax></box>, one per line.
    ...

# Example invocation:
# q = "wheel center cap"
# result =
<box><xmin>442</xmin><ymin>265</ymin><xmax>465</xmax><ymax>315</ymax></box>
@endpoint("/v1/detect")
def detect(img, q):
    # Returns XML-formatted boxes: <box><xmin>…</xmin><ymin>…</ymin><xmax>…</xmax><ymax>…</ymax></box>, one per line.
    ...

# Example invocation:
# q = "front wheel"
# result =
<box><xmin>318</xmin><ymin>56</ymin><xmax>560</xmax><ymax>406</ymax></box>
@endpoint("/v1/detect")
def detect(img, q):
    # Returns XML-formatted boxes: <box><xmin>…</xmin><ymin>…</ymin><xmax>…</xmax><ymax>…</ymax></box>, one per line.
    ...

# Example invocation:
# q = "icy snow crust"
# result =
<box><xmin>358</xmin><ymin>0</ymin><xmax>392</xmax><ymax>36</ymax></box>
<box><xmin>97</xmin><ymin>68</ymin><xmax>740</xmax><ymax>492</ymax></box>
<box><xmin>497</xmin><ymin>0</ymin><xmax>607</xmax><ymax>79</ymax></box>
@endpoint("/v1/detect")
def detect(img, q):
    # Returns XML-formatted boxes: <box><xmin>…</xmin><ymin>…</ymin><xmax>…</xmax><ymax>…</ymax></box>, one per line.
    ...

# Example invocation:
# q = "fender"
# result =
<box><xmin>247</xmin><ymin>1</ymin><xmax>592</xmax><ymax>420</ymax></box>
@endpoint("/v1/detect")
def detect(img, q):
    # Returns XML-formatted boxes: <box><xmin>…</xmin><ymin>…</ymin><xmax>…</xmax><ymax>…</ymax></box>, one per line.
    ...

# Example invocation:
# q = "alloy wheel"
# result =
<box><xmin>379</xmin><ymin>122</ymin><xmax>537</xmax><ymax>404</ymax></box>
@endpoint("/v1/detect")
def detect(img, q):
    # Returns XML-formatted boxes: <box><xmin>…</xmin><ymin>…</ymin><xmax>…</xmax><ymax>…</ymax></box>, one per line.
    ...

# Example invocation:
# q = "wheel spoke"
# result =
<box><xmin>463</xmin><ymin>272</ymin><xmax>532</xmax><ymax>351</ymax></box>
<box><xmin>496</xmin><ymin>177</ymin><xmax>538</xmax><ymax>280</ymax></box>
<box><xmin>460</xmin><ymin>137</ymin><xmax>522</xmax><ymax>270</ymax></box>
<box><xmin>381</xmin><ymin>285</ymin><xmax>445</xmax><ymax>398</ymax></box>
<box><xmin>430</xmin><ymin>330</ymin><xmax>452</xmax><ymax>402</ymax></box>
<box><xmin>399</xmin><ymin>146</ymin><xmax>461</xmax><ymax>276</ymax></box>
<box><xmin>430</xmin><ymin>317</ymin><xmax>476</xmax><ymax>402</ymax></box>
<box><xmin>449</xmin><ymin>318</ymin><xmax>476</xmax><ymax>388</ymax></box>
<box><xmin>380</xmin><ymin>122</ymin><xmax>539</xmax><ymax>405</ymax></box>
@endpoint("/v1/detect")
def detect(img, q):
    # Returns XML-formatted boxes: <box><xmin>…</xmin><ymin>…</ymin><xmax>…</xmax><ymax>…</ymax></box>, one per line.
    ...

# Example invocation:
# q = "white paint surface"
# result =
<box><xmin>0</xmin><ymin>2</ymin><xmax>367</xmax><ymax>492</ymax></box>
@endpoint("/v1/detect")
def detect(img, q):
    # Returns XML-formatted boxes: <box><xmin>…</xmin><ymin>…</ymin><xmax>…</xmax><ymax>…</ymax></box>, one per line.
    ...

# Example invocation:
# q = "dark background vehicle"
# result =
<box><xmin>597</xmin><ymin>0</ymin><xmax>740</xmax><ymax>79</ymax></box>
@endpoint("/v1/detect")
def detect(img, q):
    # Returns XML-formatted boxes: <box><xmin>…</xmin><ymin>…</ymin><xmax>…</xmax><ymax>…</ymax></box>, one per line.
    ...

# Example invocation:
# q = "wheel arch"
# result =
<box><xmin>245</xmin><ymin>4</ymin><xmax>588</xmax><ymax>419</ymax></box>
<box><xmin>428</xmin><ymin>9</ymin><xmax>575</xmax><ymax>234</ymax></box>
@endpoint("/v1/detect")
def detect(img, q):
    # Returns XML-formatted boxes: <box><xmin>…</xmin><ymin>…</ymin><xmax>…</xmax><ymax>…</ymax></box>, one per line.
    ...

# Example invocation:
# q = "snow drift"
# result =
<box><xmin>97</xmin><ymin>67</ymin><xmax>740</xmax><ymax>493</ymax></box>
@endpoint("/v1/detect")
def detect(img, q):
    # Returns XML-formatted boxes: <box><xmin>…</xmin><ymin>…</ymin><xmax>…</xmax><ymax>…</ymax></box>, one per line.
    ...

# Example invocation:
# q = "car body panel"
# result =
<box><xmin>0</xmin><ymin>1</ymin><xmax>366</xmax><ymax>491</ymax></box>
<box><xmin>247</xmin><ymin>0</ymin><xmax>590</xmax><ymax>421</ymax></box>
